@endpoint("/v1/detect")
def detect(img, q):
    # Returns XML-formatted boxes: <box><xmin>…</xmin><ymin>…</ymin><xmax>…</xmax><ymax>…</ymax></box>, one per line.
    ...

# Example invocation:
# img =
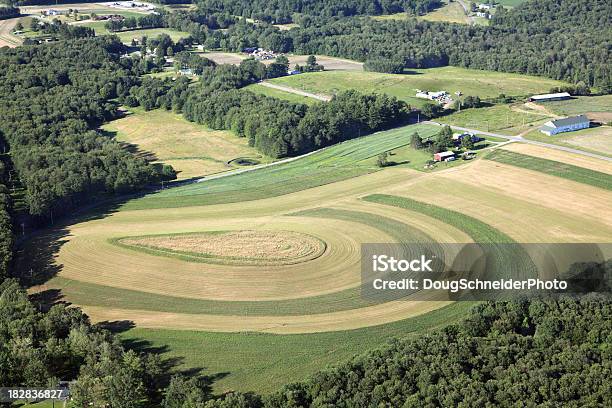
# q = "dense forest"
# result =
<box><xmin>164</xmin><ymin>0</ymin><xmax>609</xmax><ymax>89</ymax></box>
<box><xmin>0</xmin><ymin>0</ymin><xmax>610</xmax><ymax>406</ymax></box>
<box><xmin>195</xmin><ymin>0</ymin><xmax>441</xmax><ymax>23</ymax></box>
<box><xmin>0</xmin><ymin>6</ymin><xmax>20</xmax><ymax>19</ymax></box>
<box><xmin>0</xmin><ymin>37</ymin><xmax>161</xmax><ymax>220</ymax></box>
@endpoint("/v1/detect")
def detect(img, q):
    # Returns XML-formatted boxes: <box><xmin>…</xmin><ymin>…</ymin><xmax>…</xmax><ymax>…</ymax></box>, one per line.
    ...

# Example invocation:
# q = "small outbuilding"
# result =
<box><xmin>528</xmin><ymin>92</ymin><xmax>571</xmax><ymax>102</ymax></box>
<box><xmin>434</xmin><ymin>151</ymin><xmax>455</xmax><ymax>162</ymax></box>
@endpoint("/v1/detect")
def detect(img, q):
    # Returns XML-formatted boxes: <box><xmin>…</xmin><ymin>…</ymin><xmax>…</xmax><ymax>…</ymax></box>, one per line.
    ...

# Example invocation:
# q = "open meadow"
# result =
<box><xmin>101</xmin><ymin>108</ymin><xmax>267</xmax><ymax>180</ymax></box>
<box><xmin>265</xmin><ymin>68</ymin><xmax>569</xmax><ymax>107</ymax></box>
<box><xmin>438</xmin><ymin>104</ymin><xmax>552</xmax><ymax>134</ymax></box>
<box><xmin>21</xmin><ymin>119</ymin><xmax>612</xmax><ymax>393</ymax></box>
<box><xmin>373</xmin><ymin>0</ymin><xmax>470</xmax><ymax>24</ymax></box>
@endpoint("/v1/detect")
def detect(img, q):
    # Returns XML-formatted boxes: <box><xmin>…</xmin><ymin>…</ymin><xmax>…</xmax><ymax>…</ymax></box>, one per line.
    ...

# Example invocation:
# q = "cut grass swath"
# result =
<box><xmin>485</xmin><ymin>150</ymin><xmax>612</xmax><ymax>191</ymax></box>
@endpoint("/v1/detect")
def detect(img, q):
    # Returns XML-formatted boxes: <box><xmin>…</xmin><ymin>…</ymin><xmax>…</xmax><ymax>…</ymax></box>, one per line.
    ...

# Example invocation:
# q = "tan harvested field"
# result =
<box><xmin>199</xmin><ymin>51</ymin><xmax>246</xmax><ymax>65</ymax></box>
<box><xmin>279</xmin><ymin>55</ymin><xmax>364</xmax><ymax>71</ymax></box>
<box><xmin>23</xmin><ymin>139</ymin><xmax>612</xmax><ymax>334</ymax></box>
<box><xmin>201</xmin><ymin>51</ymin><xmax>363</xmax><ymax>71</ymax></box>
<box><xmin>102</xmin><ymin>109</ymin><xmax>264</xmax><ymax>179</ymax></box>
<box><xmin>80</xmin><ymin>299</ymin><xmax>452</xmax><ymax>334</ymax></box>
<box><xmin>119</xmin><ymin>230</ymin><xmax>326</xmax><ymax>265</ymax></box>
<box><xmin>0</xmin><ymin>17</ymin><xmax>21</xmax><ymax>48</ymax></box>
<box><xmin>563</xmin><ymin>127</ymin><xmax>612</xmax><ymax>155</ymax></box>
<box><xmin>435</xmin><ymin>160</ymin><xmax>612</xmax><ymax>229</ymax></box>
<box><xmin>501</xmin><ymin>143</ymin><xmax>612</xmax><ymax>174</ymax></box>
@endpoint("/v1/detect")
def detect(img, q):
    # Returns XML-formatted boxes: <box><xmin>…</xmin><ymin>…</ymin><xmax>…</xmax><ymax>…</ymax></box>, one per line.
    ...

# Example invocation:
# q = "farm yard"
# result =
<box><xmin>101</xmin><ymin>108</ymin><xmax>266</xmax><ymax>180</ymax></box>
<box><xmin>22</xmin><ymin>121</ymin><xmax>612</xmax><ymax>393</ymax></box>
<box><xmin>264</xmin><ymin>68</ymin><xmax>569</xmax><ymax>107</ymax></box>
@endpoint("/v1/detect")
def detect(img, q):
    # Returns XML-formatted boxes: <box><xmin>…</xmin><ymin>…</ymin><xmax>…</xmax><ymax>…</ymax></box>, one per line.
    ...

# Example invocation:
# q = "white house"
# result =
<box><xmin>540</xmin><ymin>115</ymin><xmax>590</xmax><ymax>136</ymax></box>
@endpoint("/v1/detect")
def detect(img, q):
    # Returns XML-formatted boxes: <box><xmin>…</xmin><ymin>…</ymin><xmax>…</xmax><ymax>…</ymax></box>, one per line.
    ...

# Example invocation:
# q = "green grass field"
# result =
<box><xmin>80</xmin><ymin>23</ymin><xmax>189</xmax><ymax>43</ymax></box>
<box><xmin>120</xmin><ymin>302</ymin><xmax>476</xmax><ymax>394</ymax></box>
<box><xmin>543</xmin><ymin>95</ymin><xmax>612</xmax><ymax>117</ymax></box>
<box><xmin>244</xmin><ymin>83</ymin><xmax>317</xmax><ymax>105</ymax></box>
<box><xmin>438</xmin><ymin>104</ymin><xmax>550</xmax><ymax>134</ymax></box>
<box><xmin>265</xmin><ymin>68</ymin><xmax>569</xmax><ymax>108</ymax></box>
<box><xmin>120</xmin><ymin>124</ymin><xmax>442</xmax><ymax>210</ymax></box>
<box><xmin>485</xmin><ymin>149</ymin><xmax>612</xmax><ymax>190</ymax></box>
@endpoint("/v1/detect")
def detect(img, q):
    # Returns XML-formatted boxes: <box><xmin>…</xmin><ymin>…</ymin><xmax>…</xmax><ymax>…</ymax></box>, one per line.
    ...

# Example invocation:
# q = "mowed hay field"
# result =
<box><xmin>438</xmin><ymin>104</ymin><xmax>552</xmax><ymax>135</ymax></box>
<box><xmin>265</xmin><ymin>68</ymin><xmax>569</xmax><ymax>107</ymax></box>
<box><xmin>21</xmin><ymin>122</ymin><xmax>612</xmax><ymax>393</ymax></box>
<box><xmin>374</xmin><ymin>0</ymin><xmax>470</xmax><ymax>24</ymax></box>
<box><xmin>102</xmin><ymin>108</ymin><xmax>266</xmax><ymax>179</ymax></box>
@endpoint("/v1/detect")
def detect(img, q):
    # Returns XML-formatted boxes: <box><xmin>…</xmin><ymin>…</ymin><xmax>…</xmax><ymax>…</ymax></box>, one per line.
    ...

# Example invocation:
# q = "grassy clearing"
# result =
<box><xmin>421</xmin><ymin>1</ymin><xmax>469</xmax><ymax>24</ymax></box>
<box><xmin>544</xmin><ymin>95</ymin><xmax>612</xmax><ymax>117</ymax></box>
<box><xmin>244</xmin><ymin>83</ymin><xmax>317</xmax><ymax>105</ymax></box>
<box><xmin>120</xmin><ymin>124</ymin><xmax>441</xmax><ymax>210</ymax></box>
<box><xmin>120</xmin><ymin>302</ymin><xmax>476</xmax><ymax>394</ymax></box>
<box><xmin>485</xmin><ymin>149</ymin><xmax>612</xmax><ymax>190</ymax></box>
<box><xmin>438</xmin><ymin>104</ymin><xmax>550</xmax><ymax>134</ymax></box>
<box><xmin>266</xmin><ymin>68</ymin><xmax>568</xmax><ymax>108</ymax></box>
<box><xmin>374</xmin><ymin>1</ymin><xmax>469</xmax><ymax>24</ymax></box>
<box><xmin>102</xmin><ymin>108</ymin><xmax>265</xmax><ymax>179</ymax></box>
<box><xmin>80</xmin><ymin>24</ymin><xmax>190</xmax><ymax>43</ymax></box>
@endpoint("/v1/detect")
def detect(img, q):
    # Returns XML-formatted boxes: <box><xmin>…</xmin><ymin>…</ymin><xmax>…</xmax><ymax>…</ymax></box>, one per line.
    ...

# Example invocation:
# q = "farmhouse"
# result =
<box><xmin>540</xmin><ymin>115</ymin><xmax>590</xmax><ymax>136</ymax></box>
<box><xmin>528</xmin><ymin>92</ymin><xmax>571</xmax><ymax>102</ymax></box>
<box><xmin>434</xmin><ymin>151</ymin><xmax>455</xmax><ymax>162</ymax></box>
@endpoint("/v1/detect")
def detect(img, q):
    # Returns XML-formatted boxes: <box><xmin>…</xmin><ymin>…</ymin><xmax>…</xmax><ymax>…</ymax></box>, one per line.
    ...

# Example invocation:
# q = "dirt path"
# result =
<box><xmin>0</xmin><ymin>17</ymin><xmax>22</xmax><ymax>48</ymax></box>
<box><xmin>259</xmin><ymin>81</ymin><xmax>332</xmax><ymax>101</ymax></box>
<box><xmin>456</xmin><ymin>0</ymin><xmax>475</xmax><ymax>25</ymax></box>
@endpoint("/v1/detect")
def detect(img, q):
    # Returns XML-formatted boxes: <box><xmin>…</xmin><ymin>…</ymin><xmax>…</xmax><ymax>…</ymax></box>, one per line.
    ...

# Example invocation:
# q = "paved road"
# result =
<box><xmin>258</xmin><ymin>81</ymin><xmax>332</xmax><ymax>101</ymax></box>
<box><xmin>424</xmin><ymin>121</ymin><xmax>612</xmax><ymax>162</ymax></box>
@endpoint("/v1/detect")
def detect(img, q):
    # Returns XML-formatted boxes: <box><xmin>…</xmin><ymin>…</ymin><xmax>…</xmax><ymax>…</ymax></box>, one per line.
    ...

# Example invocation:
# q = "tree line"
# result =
<box><xmin>172</xmin><ymin>0</ymin><xmax>609</xmax><ymax>90</ymax></box>
<box><xmin>0</xmin><ymin>37</ymin><xmax>165</xmax><ymax>220</ymax></box>
<box><xmin>126</xmin><ymin>58</ymin><xmax>407</xmax><ymax>158</ymax></box>
<box><xmin>0</xmin><ymin>6</ymin><xmax>19</xmax><ymax>20</ymax></box>
<box><xmin>195</xmin><ymin>0</ymin><xmax>442</xmax><ymax>24</ymax></box>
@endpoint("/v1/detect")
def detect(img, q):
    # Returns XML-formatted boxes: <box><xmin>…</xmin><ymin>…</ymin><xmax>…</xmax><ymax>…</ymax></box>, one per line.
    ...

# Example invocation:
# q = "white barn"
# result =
<box><xmin>540</xmin><ymin>115</ymin><xmax>590</xmax><ymax>136</ymax></box>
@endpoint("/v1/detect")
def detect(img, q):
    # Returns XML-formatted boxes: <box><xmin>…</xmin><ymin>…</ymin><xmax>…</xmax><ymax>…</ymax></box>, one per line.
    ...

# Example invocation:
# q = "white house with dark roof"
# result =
<box><xmin>540</xmin><ymin>115</ymin><xmax>590</xmax><ymax>136</ymax></box>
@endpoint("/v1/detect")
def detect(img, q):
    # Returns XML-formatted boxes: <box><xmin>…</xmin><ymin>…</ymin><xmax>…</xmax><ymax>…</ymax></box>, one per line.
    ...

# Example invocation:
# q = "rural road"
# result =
<box><xmin>456</xmin><ymin>0</ymin><xmax>475</xmax><ymax>25</ymax></box>
<box><xmin>425</xmin><ymin>121</ymin><xmax>612</xmax><ymax>162</ymax></box>
<box><xmin>259</xmin><ymin>81</ymin><xmax>331</xmax><ymax>101</ymax></box>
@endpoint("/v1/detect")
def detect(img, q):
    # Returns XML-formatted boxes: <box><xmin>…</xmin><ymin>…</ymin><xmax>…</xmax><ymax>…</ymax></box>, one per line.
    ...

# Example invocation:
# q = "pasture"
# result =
<box><xmin>266</xmin><ymin>68</ymin><xmax>568</xmax><ymax>107</ymax></box>
<box><xmin>542</xmin><ymin>95</ymin><xmax>612</xmax><ymax>122</ymax></box>
<box><xmin>244</xmin><ymin>83</ymin><xmax>317</xmax><ymax>105</ymax></box>
<box><xmin>373</xmin><ymin>0</ymin><xmax>469</xmax><ymax>24</ymax></box>
<box><xmin>438</xmin><ymin>104</ymin><xmax>551</xmax><ymax>134</ymax></box>
<box><xmin>21</xmin><ymin>122</ymin><xmax>612</xmax><ymax>394</ymax></box>
<box><xmin>102</xmin><ymin>108</ymin><xmax>265</xmax><ymax>180</ymax></box>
